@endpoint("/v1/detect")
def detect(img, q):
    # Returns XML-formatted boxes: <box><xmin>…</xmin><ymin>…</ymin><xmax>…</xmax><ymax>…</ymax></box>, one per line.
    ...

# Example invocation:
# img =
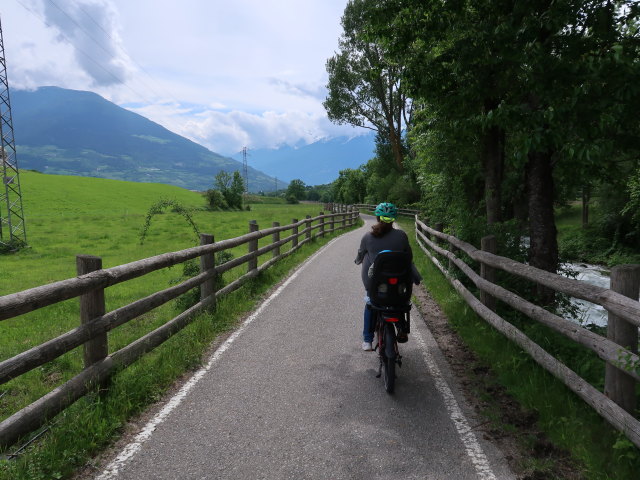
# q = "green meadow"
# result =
<box><xmin>0</xmin><ymin>171</ymin><xmax>355</xmax><ymax>479</ymax></box>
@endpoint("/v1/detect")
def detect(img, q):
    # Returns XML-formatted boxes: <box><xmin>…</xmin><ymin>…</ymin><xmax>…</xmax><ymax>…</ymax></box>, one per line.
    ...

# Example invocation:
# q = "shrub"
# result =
<box><xmin>204</xmin><ymin>189</ymin><xmax>228</xmax><ymax>210</ymax></box>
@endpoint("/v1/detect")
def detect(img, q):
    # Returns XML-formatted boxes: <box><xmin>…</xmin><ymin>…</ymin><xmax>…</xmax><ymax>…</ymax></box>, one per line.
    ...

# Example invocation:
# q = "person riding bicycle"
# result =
<box><xmin>354</xmin><ymin>202</ymin><xmax>421</xmax><ymax>351</ymax></box>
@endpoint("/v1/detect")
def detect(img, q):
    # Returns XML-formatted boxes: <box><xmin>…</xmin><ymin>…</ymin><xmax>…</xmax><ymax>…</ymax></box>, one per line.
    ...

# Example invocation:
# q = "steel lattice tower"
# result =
<box><xmin>242</xmin><ymin>146</ymin><xmax>249</xmax><ymax>194</ymax></box>
<box><xmin>0</xmin><ymin>16</ymin><xmax>27</xmax><ymax>249</ymax></box>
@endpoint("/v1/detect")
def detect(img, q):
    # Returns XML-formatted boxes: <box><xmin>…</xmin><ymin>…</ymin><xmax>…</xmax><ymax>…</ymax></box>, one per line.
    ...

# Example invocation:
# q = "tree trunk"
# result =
<box><xmin>388</xmin><ymin>126</ymin><xmax>404</xmax><ymax>171</ymax></box>
<box><xmin>482</xmin><ymin>109</ymin><xmax>505</xmax><ymax>225</ymax></box>
<box><xmin>582</xmin><ymin>184</ymin><xmax>590</xmax><ymax>228</ymax></box>
<box><xmin>526</xmin><ymin>150</ymin><xmax>558</xmax><ymax>304</ymax></box>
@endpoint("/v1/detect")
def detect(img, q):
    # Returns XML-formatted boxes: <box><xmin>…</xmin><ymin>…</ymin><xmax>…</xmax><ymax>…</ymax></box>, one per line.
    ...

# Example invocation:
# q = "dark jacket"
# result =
<box><xmin>354</xmin><ymin>228</ymin><xmax>421</xmax><ymax>291</ymax></box>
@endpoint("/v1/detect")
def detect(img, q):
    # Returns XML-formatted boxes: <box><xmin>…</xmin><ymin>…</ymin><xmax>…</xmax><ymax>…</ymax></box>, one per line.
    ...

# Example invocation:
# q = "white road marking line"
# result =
<box><xmin>95</xmin><ymin>237</ymin><xmax>343</xmax><ymax>479</ymax></box>
<box><xmin>413</xmin><ymin>327</ymin><xmax>498</xmax><ymax>480</ymax></box>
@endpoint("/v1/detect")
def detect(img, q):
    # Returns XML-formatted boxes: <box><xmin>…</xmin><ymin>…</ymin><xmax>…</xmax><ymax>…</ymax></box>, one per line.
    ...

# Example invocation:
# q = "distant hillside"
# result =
<box><xmin>249</xmin><ymin>133</ymin><xmax>376</xmax><ymax>185</ymax></box>
<box><xmin>11</xmin><ymin>86</ymin><xmax>281</xmax><ymax>192</ymax></box>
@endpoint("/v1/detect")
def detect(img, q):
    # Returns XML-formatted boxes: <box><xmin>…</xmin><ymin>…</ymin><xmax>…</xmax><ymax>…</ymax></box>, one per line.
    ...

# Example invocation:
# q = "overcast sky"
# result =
<box><xmin>1</xmin><ymin>0</ymin><xmax>359</xmax><ymax>155</ymax></box>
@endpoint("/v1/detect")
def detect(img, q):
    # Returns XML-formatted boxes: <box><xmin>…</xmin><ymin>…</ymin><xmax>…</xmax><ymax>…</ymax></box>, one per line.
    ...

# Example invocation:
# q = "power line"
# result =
<box><xmin>44</xmin><ymin>0</ymin><xmax>177</xmax><ymax>104</ymax></box>
<box><xmin>14</xmin><ymin>0</ymin><xmax>178</xmax><ymax>108</ymax></box>
<box><xmin>72</xmin><ymin>1</ymin><xmax>185</xmax><ymax>106</ymax></box>
<box><xmin>14</xmin><ymin>0</ymin><xmax>131</xmax><ymax>90</ymax></box>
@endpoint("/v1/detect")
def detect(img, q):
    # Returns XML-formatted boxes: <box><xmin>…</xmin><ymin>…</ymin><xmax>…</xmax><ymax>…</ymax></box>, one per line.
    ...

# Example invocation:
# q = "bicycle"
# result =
<box><xmin>371</xmin><ymin>302</ymin><xmax>411</xmax><ymax>393</ymax></box>
<box><xmin>366</xmin><ymin>250</ymin><xmax>413</xmax><ymax>394</ymax></box>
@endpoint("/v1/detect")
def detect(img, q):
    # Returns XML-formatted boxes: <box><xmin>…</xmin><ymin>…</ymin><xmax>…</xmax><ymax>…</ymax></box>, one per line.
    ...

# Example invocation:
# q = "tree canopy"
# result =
<box><xmin>324</xmin><ymin>0</ymin><xmax>640</xmax><ymax>280</ymax></box>
<box><xmin>324</xmin><ymin>0</ymin><xmax>412</xmax><ymax>171</ymax></box>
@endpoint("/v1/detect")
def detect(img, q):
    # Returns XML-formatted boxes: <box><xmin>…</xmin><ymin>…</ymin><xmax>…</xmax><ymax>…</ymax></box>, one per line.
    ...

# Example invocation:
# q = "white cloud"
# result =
<box><xmin>3</xmin><ymin>0</ymin><xmax>356</xmax><ymax>153</ymax></box>
<box><xmin>127</xmin><ymin>103</ymin><xmax>362</xmax><ymax>154</ymax></box>
<box><xmin>41</xmin><ymin>0</ymin><xmax>132</xmax><ymax>86</ymax></box>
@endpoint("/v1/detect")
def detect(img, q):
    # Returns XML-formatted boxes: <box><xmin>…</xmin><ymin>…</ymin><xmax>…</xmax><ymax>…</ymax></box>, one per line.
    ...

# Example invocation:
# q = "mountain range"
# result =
<box><xmin>248</xmin><ymin>133</ymin><xmax>376</xmax><ymax>186</ymax></box>
<box><xmin>11</xmin><ymin>87</ymin><xmax>279</xmax><ymax>192</ymax></box>
<box><xmin>11</xmin><ymin>86</ymin><xmax>376</xmax><ymax>190</ymax></box>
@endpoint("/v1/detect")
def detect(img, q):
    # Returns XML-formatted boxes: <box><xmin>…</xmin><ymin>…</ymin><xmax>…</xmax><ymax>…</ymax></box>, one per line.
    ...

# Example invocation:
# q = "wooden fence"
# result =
<box><xmin>0</xmin><ymin>209</ymin><xmax>359</xmax><ymax>450</ymax></box>
<box><xmin>414</xmin><ymin>217</ymin><xmax>640</xmax><ymax>448</ymax></box>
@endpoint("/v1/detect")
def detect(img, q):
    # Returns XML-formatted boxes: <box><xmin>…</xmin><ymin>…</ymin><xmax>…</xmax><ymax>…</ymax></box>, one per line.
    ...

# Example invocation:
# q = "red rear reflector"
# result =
<box><xmin>385</xmin><ymin>317</ymin><xmax>400</xmax><ymax>323</ymax></box>
<box><xmin>389</xmin><ymin>278</ymin><xmax>398</xmax><ymax>285</ymax></box>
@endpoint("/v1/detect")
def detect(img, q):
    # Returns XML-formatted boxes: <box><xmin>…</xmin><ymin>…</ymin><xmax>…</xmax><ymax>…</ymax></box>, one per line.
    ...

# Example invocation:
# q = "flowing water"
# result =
<box><xmin>520</xmin><ymin>237</ymin><xmax>612</xmax><ymax>326</ymax></box>
<box><xmin>562</xmin><ymin>262</ymin><xmax>610</xmax><ymax>327</ymax></box>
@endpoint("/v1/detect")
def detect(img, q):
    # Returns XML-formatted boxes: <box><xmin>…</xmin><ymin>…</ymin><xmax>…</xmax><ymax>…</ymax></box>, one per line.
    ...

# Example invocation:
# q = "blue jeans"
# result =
<box><xmin>363</xmin><ymin>298</ymin><xmax>374</xmax><ymax>343</ymax></box>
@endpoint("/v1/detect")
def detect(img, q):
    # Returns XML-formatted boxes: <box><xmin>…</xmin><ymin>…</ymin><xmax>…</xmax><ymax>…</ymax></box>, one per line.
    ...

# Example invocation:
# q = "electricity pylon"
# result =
<box><xmin>0</xmin><ymin>15</ymin><xmax>27</xmax><ymax>250</ymax></box>
<box><xmin>242</xmin><ymin>146</ymin><xmax>249</xmax><ymax>194</ymax></box>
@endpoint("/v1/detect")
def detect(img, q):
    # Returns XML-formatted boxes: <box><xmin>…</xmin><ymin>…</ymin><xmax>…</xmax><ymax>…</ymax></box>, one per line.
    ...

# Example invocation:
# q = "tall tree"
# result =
<box><xmin>214</xmin><ymin>170</ymin><xmax>244</xmax><ymax>209</ymax></box>
<box><xmin>324</xmin><ymin>0</ymin><xmax>411</xmax><ymax>171</ymax></box>
<box><xmin>367</xmin><ymin>0</ymin><xmax>640</xmax><ymax>285</ymax></box>
<box><xmin>286</xmin><ymin>179</ymin><xmax>306</xmax><ymax>201</ymax></box>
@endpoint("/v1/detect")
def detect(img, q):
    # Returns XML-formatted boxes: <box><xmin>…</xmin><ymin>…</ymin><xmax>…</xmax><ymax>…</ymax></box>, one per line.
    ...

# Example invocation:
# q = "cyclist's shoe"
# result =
<box><xmin>362</xmin><ymin>341</ymin><xmax>373</xmax><ymax>351</ymax></box>
<box><xmin>397</xmin><ymin>331</ymin><xmax>408</xmax><ymax>343</ymax></box>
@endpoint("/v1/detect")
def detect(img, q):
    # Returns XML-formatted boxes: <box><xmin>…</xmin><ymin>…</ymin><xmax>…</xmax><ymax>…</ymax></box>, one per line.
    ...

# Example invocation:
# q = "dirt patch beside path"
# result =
<box><xmin>412</xmin><ymin>284</ymin><xmax>584</xmax><ymax>480</ymax></box>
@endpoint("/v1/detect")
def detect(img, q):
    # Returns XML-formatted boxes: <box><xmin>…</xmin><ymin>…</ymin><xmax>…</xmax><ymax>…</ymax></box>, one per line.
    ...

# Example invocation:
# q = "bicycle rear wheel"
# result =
<box><xmin>382</xmin><ymin>323</ymin><xmax>396</xmax><ymax>393</ymax></box>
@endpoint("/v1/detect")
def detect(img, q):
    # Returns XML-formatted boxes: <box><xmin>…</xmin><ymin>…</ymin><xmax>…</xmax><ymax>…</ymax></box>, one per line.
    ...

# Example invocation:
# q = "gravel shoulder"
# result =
<box><xmin>412</xmin><ymin>284</ymin><xmax>584</xmax><ymax>480</ymax></box>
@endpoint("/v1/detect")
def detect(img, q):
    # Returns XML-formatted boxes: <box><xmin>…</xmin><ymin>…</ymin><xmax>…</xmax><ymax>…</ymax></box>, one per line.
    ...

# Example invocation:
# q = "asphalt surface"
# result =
<box><xmin>95</xmin><ymin>217</ymin><xmax>515</xmax><ymax>480</ymax></box>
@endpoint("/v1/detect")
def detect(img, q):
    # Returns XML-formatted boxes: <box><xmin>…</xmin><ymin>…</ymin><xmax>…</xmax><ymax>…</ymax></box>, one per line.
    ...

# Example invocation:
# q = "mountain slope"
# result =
<box><xmin>249</xmin><ymin>133</ymin><xmax>376</xmax><ymax>185</ymax></box>
<box><xmin>11</xmin><ymin>87</ymin><xmax>280</xmax><ymax>192</ymax></box>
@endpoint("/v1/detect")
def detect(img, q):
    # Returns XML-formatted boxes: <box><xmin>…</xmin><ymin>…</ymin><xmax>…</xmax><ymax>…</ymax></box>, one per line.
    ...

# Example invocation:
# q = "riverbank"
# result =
<box><xmin>400</xmin><ymin>216</ymin><xmax>640</xmax><ymax>480</ymax></box>
<box><xmin>556</xmin><ymin>203</ymin><xmax>640</xmax><ymax>267</ymax></box>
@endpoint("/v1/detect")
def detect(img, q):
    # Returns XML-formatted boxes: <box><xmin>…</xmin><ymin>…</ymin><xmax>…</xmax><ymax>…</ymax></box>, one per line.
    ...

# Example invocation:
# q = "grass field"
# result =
<box><xmin>0</xmin><ymin>171</ymin><xmax>356</xmax><ymax>479</ymax></box>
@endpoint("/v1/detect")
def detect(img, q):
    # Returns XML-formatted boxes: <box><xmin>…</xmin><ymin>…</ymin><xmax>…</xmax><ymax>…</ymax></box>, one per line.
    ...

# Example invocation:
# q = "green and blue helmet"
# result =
<box><xmin>374</xmin><ymin>202</ymin><xmax>397</xmax><ymax>223</ymax></box>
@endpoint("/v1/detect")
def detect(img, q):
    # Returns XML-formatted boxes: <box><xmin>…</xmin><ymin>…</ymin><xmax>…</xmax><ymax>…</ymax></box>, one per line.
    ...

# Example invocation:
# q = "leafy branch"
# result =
<box><xmin>139</xmin><ymin>199</ymin><xmax>200</xmax><ymax>245</ymax></box>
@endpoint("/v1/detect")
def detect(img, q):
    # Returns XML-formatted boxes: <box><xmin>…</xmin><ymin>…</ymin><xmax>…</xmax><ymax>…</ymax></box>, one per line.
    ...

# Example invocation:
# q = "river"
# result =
<box><xmin>562</xmin><ymin>262</ymin><xmax>610</xmax><ymax>327</ymax></box>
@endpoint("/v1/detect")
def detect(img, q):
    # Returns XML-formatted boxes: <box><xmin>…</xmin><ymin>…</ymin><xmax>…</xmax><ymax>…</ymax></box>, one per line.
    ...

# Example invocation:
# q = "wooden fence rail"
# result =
<box><xmin>0</xmin><ymin>208</ymin><xmax>359</xmax><ymax>450</ymax></box>
<box><xmin>414</xmin><ymin>216</ymin><xmax>640</xmax><ymax>448</ymax></box>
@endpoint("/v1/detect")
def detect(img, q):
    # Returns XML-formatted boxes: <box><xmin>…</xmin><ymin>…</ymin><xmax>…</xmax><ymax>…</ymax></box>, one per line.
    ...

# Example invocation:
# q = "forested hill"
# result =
<box><xmin>11</xmin><ymin>86</ymin><xmax>281</xmax><ymax>192</ymax></box>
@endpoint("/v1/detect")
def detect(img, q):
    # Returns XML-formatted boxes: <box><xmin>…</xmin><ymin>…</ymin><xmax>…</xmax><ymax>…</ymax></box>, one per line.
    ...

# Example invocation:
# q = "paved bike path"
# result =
<box><xmin>95</xmin><ymin>218</ymin><xmax>515</xmax><ymax>480</ymax></box>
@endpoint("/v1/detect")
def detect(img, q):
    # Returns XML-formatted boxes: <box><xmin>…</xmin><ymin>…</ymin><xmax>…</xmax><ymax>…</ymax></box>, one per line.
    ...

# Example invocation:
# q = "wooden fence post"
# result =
<box><xmin>76</xmin><ymin>255</ymin><xmax>107</xmax><ymax>368</ymax></box>
<box><xmin>319</xmin><ymin>212</ymin><xmax>325</xmax><ymax>238</ymax></box>
<box><xmin>434</xmin><ymin>223</ymin><xmax>444</xmax><ymax>250</ymax></box>
<box><xmin>292</xmin><ymin>219</ymin><xmax>298</xmax><ymax>249</ymax></box>
<box><xmin>423</xmin><ymin>218</ymin><xmax>431</xmax><ymax>241</ymax></box>
<box><xmin>605</xmin><ymin>264</ymin><xmax>640</xmax><ymax>414</ymax></box>
<box><xmin>342</xmin><ymin>212</ymin><xmax>346</xmax><ymax>229</ymax></box>
<box><xmin>480</xmin><ymin>235</ymin><xmax>497</xmax><ymax>312</ymax></box>
<box><xmin>305</xmin><ymin>215</ymin><xmax>312</xmax><ymax>242</ymax></box>
<box><xmin>272</xmin><ymin>222</ymin><xmax>280</xmax><ymax>258</ymax></box>
<box><xmin>248</xmin><ymin>220</ymin><xmax>258</xmax><ymax>273</ymax></box>
<box><xmin>448</xmin><ymin>229</ymin><xmax>458</xmax><ymax>272</ymax></box>
<box><xmin>199</xmin><ymin>233</ymin><xmax>215</xmax><ymax>308</ymax></box>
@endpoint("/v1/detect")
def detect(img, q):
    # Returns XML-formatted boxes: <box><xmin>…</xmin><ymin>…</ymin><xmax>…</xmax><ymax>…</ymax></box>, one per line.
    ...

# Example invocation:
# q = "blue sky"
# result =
<box><xmin>2</xmin><ymin>0</ymin><xmax>362</xmax><ymax>154</ymax></box>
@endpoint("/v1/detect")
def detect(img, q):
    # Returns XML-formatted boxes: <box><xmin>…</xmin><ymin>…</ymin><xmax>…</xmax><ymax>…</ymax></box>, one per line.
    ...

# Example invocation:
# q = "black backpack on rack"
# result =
<box><xmin>367</xmin><ymin>250</ymin><xmax>413</xmax><ymax>342</ymax></box>
<box><xmin>367</xmin><ymin>250</ymin><xmax>413</xmax><ymax>309</ymax></box>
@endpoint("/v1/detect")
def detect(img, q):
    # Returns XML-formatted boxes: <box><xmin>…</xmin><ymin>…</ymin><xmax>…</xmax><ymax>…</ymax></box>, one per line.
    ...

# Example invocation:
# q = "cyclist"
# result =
<box><xmin>354</xmin><ymin>202</ymin><xmax>421</xmax><ymax>351</ymax></box>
